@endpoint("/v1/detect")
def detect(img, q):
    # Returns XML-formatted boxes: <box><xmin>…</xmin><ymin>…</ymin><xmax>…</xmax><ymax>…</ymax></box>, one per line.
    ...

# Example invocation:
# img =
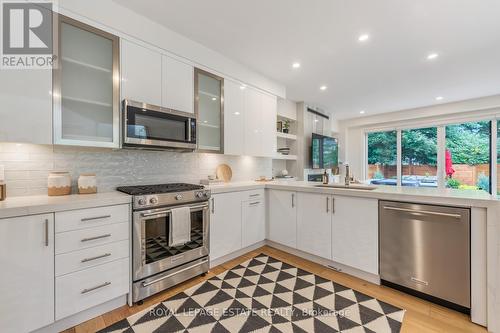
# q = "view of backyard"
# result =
<box><xmin>367</xmin><ymin>121</ymin><xmax>495</xmax><ymax>194</ymax></box>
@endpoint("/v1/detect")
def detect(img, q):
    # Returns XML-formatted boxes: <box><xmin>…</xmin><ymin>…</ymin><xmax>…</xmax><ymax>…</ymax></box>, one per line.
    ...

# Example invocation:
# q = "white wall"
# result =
<box><xmin>58</xmin><ymin>0</ymin><xmax>285</xmax><ymax>98</ymax></box>
<box><xmin>339</xmin><ymin>94</ymin><xmax>500</xmax><ymax>180</ymax></box>
<box><xmin>0</xmin><ymin>143</ymin><xmax>271</xmax><ymax>197</ymax></box>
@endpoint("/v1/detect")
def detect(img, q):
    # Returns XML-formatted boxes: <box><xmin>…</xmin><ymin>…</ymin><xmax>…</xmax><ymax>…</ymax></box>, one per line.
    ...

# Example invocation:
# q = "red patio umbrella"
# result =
<box><xmin>445</xmin><ymin>149</ymin><xmax>455</xmax><ymax>177</ymax></box>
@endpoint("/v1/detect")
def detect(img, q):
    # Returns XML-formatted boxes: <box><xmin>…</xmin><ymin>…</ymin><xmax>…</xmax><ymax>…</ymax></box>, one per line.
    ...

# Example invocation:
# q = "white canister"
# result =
<box><xmin>48</xmin><ymin>172</ymin><xmax>71</xmax><ymax>196</ymax></box>
<box><xmin>78</xmin><ymin>173</ymin><xmax>97</xmax><ymax>194</ymax></box>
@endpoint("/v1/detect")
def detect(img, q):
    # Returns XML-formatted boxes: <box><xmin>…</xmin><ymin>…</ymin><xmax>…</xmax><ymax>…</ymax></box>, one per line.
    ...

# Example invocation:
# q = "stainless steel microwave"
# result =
<box><xmin>122</xmin><ymin>100</ymin><xmax>197</xmax><ymax>150</ymax></box>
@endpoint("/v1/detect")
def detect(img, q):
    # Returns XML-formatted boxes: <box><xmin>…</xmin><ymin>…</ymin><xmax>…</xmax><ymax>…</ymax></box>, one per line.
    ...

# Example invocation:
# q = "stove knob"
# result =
<box><xmin>137</xmin><ymin>198</ymin><xmax>146</xmax><ymax>206</ymax></box>
<box><xmin>196</xmin><ymin>192</ymin><xmax>204</xmax><ymax>198</ymax></box>
<box><xmin>149</xmin><ymin>197</ymin><xmax>158</xmax><ymax>204</ymax></box>
<box><xmin>175</xmin><ymin>194</ymin><xmax>183</xmax><ymax>200</ymax></box>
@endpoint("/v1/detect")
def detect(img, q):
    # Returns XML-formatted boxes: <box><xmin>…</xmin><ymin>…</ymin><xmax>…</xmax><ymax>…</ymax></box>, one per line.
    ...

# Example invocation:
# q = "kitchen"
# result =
<box><xmin>0</xmin><ymin>1</ymin><xmax>499</xmax><ymax>333</ymax></box>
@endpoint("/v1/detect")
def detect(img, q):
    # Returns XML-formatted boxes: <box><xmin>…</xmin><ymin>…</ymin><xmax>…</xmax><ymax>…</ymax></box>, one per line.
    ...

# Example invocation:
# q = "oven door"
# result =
<box><xmin>133</xmin><ymin>202</ymin><xmax>209</xmax><ymax>281</ymax></box>
<box><xmin>123</xmin><ymin>100</ymin><xmax>197</xmax><ymax>150</ymax></box>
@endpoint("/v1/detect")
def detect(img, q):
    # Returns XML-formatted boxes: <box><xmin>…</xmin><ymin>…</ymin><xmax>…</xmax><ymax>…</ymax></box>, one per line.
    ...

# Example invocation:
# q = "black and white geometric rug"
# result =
<box><xmin>99</xmin><ymin>254</ymin><xmax>405</xmax><ymax>333</ymax></box>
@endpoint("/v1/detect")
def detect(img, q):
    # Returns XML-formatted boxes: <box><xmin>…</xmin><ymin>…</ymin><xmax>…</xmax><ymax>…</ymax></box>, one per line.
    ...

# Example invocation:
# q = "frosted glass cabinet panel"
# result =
<box><xmin>195</xmin><ymin>69</ymin><xmax>224</xmax><ymax>153</ymax></box>
<box><xmin>53</xmin><ymin>15</ymin><xmax>120</xmax><ymax>147</ymax></box>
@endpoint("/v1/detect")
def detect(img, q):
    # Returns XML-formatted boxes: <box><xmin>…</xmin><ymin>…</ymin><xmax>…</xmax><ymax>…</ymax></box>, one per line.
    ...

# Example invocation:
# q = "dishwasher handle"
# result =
<box><xmin>382</xmin><ymin>205</ymin><xmax>462</xmax><ymax>219</ymax></box>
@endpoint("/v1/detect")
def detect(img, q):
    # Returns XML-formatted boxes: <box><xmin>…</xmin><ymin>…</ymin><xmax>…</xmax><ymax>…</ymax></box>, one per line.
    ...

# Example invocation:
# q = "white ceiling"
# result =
<box><xmin>114</xmin><ymin>0</ymin><xmax>500</xmax><ymax>119</ymax></box>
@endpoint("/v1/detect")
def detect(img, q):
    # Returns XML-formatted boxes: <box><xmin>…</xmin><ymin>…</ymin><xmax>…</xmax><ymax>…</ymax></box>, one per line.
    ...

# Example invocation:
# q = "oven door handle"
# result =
<box><xmin>140</xmin><ymin>204</ymin><xmax>209</xmax><ymax>218</ymax></box>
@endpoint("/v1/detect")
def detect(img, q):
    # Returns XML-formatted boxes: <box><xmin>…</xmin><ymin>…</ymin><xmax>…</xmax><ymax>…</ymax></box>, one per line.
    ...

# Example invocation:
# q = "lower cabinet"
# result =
<box><xmin>267</xmin><ymin>189</ymin><xmax>297</xmax><ymax>248</ymax></box>
<box><xmin>242</xmin><ymin>198</ymin><xmax>265</xmax><ymax>248</ymax></box>
<box><xmin>0</xmin><ymin>214</ymin><xmax>55</xmax><ymax>333</ymax></box>
<box><xmin>296</xmin><ymin>192</ymin><xmax>332</xmax><ymax>259</ymax></box>
<box><xmin>332</xmin><ymin>196</ymin><xmax>379</xmax><ymax>275</ymax></box>
<box><xmin>210</xmin><ymin>192</ymin><xmax>243</xmax><ymax>260</ymax></box>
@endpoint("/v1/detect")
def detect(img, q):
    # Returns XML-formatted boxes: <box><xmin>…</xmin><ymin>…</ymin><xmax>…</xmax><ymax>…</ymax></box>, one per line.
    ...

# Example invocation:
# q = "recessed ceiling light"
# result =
<box><xmin>211</xmin><ymin>97</ymin><xmax>217</xmax><ymax>101</ymax></box>
<box><xmin>320</xmin><ymin>85</ymin><xmax>327</xmax><ymax>91</ymax></box>
<box><xmin>239</xmin><ymin>85</ymin><xmax>246</xmax><ymax>90</ymax></box>
<box><xmin>358</xmin><ymin>34</ymin><xmax>370</xmax><ymax>42</ymax></box>
<box><xmin>203</xmin><ymin>120</ymin><xmax>208</xmax><ymax>123</ymax></box>
<box><xmin>292</xmin><ymin>62</ymin><xmax>301</xmax><ymax>69</ymax></box>
<box><xmin>314</xmin><ymin>119</ymin><xmax>319</xmax><ymax>122</ymax></box>
<box><xmin>427</xmin><ymin>53</ymin><xmax>439</xmax><ymax>60</ymax></box>
<box><xmin>234</xmin><ymin>112</ymin><xmax>240</xmax><ymax>115</ymax></box>
<box><xmin>435</xmin><ymin>96</ymin><xmax>444</xmax><ymax>101</ymax></box>
<box><xmin>360</xmin><ymin>110</ymin><xmax>365</xmax><ymax>114</ymax></box>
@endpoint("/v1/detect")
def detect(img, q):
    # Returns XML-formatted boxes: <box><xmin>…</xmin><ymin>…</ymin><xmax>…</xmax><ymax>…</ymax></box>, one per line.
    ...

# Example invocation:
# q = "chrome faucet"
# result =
<box><xmin>345</xmin><ymin>164</ymin><xmax>350</xmax><ymax>186</ymax></box>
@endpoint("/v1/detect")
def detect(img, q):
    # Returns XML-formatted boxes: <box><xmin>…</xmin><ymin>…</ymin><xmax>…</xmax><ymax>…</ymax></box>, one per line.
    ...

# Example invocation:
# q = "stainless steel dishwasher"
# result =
<box><xmin>379</xmin><ymin>201</ymin><xmax>470</xmax><ymax>313</ymax></box>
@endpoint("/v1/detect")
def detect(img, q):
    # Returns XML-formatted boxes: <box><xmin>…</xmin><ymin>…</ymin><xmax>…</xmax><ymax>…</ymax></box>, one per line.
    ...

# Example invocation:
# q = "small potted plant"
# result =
<box><xmin>282</xmin><ymin>120</ymin><xmax>290</xmax><ymax>134</ymax></box>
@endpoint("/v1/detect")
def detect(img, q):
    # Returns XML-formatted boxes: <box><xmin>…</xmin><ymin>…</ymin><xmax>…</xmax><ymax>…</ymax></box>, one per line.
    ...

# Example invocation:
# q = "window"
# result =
<box><xmin>445</xmin><ymin>121</ymin><xmax>491</xmax><ymax>193</ymax></box>
<box><xmin>367</xmin><ymin>131</ymin><xmax>397</xmax><ymax>186</ymax></box>
<box><xmin>401</xmin><ymin>127</ymin><xmax>437</xmax><ymax>187</ymax></box>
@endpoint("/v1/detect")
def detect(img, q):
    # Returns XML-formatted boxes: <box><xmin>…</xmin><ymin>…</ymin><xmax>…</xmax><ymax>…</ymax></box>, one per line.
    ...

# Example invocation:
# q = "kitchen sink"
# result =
<box><xmin>315</xmin><ymin>184</ymin><xmax>377</xmax><ymax>191</ymax></box>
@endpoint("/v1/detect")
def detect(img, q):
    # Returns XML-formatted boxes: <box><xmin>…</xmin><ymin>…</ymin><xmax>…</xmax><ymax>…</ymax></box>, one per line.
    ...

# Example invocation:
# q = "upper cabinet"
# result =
<box><xmin>53</xmin><ymin>15</ymin><xmax>120</xmax><ymax>148</ymax></box>
<box><xmin>195</xmin><ymin>69</ymin><xmax>224</xmax><ymax>152</ymax></box>
<box><xmin>121</xmin><ymin>40</ymin><xmax>162</xmax><ymax>106</ymax></box>
<box><xmin>224</xmin><ymin>80</ymin><xmax>245</xmax><ymax>155</ymax></box>
<box><xmin>162</xmin><ymin>56</ymin><xmax>194</xmax><ymax>113</ymax></box>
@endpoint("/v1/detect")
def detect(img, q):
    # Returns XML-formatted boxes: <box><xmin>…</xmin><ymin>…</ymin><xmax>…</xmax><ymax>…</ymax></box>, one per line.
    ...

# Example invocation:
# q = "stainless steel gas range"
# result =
<box><xmin>117</xmin><ymin>183</ymin><xmax>210</xmax><ymax>302</ymax></box>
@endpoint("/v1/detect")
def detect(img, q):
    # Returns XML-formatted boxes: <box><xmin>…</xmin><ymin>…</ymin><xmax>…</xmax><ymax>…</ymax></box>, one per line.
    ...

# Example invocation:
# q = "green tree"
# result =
<box><xmin>367</xmin><ymin>131</ymin><xmax>397</xmax><ymax>165</ymax></box>
<box><xmin>446</xmin><ymin>121</ymin><xmax>490</xmax><ymax>165</ymax></box>
<box><xmin>402</xmin><ymin>127</ymin><xmax>437</xmax><ymax>166</ymax></box>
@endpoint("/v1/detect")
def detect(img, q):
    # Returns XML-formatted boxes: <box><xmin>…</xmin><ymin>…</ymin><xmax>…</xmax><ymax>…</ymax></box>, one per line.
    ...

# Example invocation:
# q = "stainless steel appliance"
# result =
<box><xmin>122</xmin><ymin>100</ymin><xmax>197</xmax><ymax>150</ymax></box>
<box><xmin>117</xmin><ymin>183</ymin><xmax>210</xmax><ymax>302</ymax></box>
<box><xmin>379</xmin><ymin>201</ymin><xmax>471</xmax><ymax>313</ymax></box>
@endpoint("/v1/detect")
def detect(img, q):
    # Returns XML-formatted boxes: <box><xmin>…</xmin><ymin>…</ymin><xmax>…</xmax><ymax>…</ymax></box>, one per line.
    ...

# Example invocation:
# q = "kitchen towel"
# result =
<box><xmin>169</xmin><ymin>206</ymin><xmax>191</xmax><ymax>247</ymax></box>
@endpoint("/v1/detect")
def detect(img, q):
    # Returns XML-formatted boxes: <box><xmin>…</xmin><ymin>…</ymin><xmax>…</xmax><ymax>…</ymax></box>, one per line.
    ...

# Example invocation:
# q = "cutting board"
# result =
<box><xmin>216</xmin><ymin>164</ymin><xmax>233</xmax><ymax>182</ymax></box>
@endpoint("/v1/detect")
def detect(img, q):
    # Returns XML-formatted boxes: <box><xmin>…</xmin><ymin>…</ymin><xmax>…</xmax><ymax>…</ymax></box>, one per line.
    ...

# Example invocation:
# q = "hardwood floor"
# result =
<box><xmin>64</xmin><ymin>246</ymin><xmax>486</xmax><ymax>333</ymax></box>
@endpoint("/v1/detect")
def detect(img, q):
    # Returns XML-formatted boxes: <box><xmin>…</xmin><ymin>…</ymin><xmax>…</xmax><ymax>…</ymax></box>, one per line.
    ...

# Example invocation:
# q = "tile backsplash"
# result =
<box><xmin>0</xmin><ymin>143</ymin><xmax>272</xmax><ymax>197</ymax></box>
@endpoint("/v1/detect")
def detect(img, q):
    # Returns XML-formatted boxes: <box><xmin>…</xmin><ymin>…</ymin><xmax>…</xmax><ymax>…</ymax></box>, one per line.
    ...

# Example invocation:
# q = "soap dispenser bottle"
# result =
<box><xmin>322</xmin><ymin>170</ymin><xmax>329</xmax><ymax>184</ymax></box>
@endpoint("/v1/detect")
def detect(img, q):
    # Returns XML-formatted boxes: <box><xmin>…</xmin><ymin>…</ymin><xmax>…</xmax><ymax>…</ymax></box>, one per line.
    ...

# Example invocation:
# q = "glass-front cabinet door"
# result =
<box><xmin>53</xmin><ymin>15</ymin><xmax>120</xmax><ymax>147</ymax></box>
<box><xmin>195</xmin><ymin>68</ymin><xmax>224</xmax><ymax>152</ymax></box>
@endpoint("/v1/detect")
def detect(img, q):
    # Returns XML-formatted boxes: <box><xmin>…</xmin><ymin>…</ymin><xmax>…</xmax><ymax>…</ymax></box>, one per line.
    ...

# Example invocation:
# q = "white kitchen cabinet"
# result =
<box><xmin>224</xmin><ymin>80</ymin><xmax>245</xmax><ymax>155</ymax></box>
<box><xmin>121</xmin><ymin>39</ymin><xmax>162</xmax><ymax>106</ymax></box>
<box><xmin>242</xmin><ymin>198</ymin><xmax>265</xmax><ymax>247</ymax></box>
<box><xmin>162</xmin><ymin>55</ymin><xmax>194</xmax><ymax>113</ymax></box>
<box><xmin>0</xmin><ymin>214</ymin><xmax>54</xmax><ymax>333</ymax></box>
<box><xmin>244</xmin><ymin>87</ymin><xmax>263</xmax><ymax>156</ymax></box>
<box><xmin>261</xmin><ymin>93</ymin><xmax>277</xmax><ymax>157</ymax></box>
<box><xmin>210</xmin><ymin>192</ymin><xmax>243</xmax><ymax>260</ymax></box>
<box><xmin>277</xmin><ymin>98</ymin><xmax>297</xmax><ymax>121</ymax></box>
<box><xmin>296</xmin><ymin>192</ymin><xmax>332</xmax><ymax>259</ymax></box>
<box><xmin>332</xmin><ymin>196</ymin><xmax>379</xmax><ymax>275</ymax></box>
<box><xmin>267</xmin><ymin>189</ymin><xmax>297</xmax><ymax>248</ymax></box>
<box><xmin>0</xmin><ymin>68</ymin><xmax>52</xmax><ymax>144</ymax></box>
<box><xmin>54</xmin><ymin>15</ymin><xmax>120</xmax><ymax>148</ymax></box>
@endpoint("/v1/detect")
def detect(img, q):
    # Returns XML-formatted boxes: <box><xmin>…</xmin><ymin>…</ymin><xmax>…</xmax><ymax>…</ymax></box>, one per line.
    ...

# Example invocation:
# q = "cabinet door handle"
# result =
<box><xmin>291</xmin><ymin>193</ymin><xmax>295</xmax><ymax>208</ymax></box>
<box><xmin>81</xmin><ymin>281</ymin><xmax>111</xmax><ymax>294</ymax></box>
<box><xmin>249</xmin><ymin>201</ymin><xmax>260</xmax><ymax>206</ymax></box>
<box><xmin>332</xmin><ymin>197</ymin><xmax>335</xmax><ymax>214</ymax></box>
<box><xmin>81</xmin><ymin>215</ymin><xmax>111</xmax><ymax>222</ymax></box>
<box><xmin>326</xmin><ymin>197</ymin><xmax>329</xmax><ymax>213</ymax></box>
<box><xmin>81</xmin><ymin>234</ymin><xmax>111</xmax><ymax>242</ymax></box>
<box><xmin>211</xmin><ymin>198</ymin><xmax>215</xmax><ymax>214</ymax></box>
<box><xmin>44</xmin><ymin>218</ymin><xmax>49</xmax><ymax>247</ymax></box>
<box><xmin>249</xmin><ymin>194</ymin><xmax>260</xmax><ymax>197</ymax></box>
<box><xmin>81</xmin><ymin>253</ymin><xmax>111</xmax><ymax>263</ymax></box>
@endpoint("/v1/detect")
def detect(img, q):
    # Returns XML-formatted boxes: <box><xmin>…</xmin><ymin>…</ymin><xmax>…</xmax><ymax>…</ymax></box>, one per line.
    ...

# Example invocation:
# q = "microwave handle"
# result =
<box><xmin>187</xmin><ymin>119</ymin><xmax>192</xmax><ymax>141</ymax></box>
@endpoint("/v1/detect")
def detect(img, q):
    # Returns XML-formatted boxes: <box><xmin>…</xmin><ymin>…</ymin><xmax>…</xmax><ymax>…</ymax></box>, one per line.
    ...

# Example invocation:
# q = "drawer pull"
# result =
<box><xmin>81</xmin><ymin>215</ymin><xmax>111</xmax><ymax>222</ymax></box>
<box><xmin>81</xmin><ymin>281</ymin><xmax>111</xmax><ymax>294</ymax></box>
<box><xmin>249</xmin><ymin>194</ymin><xmax>260</xmax><ymax>197</ymax></box>
<box><xmin>81</xmin><ymin>234</ymin><xmax>111</xmax><ymax>242</ymax></box>
<box><xmin>411</xmin><ymin>277</ymin><xmax>429</xmax><ymax>286</ymax></box>
<box><xmin>249</xmin><ymin>201</ymin><xmax>260</xmax><ymax>206</ymax></box>
<box><xmin>81</xmin><ymin>253</ymin><xmax>111</xmax><ymax>263</ymax></box>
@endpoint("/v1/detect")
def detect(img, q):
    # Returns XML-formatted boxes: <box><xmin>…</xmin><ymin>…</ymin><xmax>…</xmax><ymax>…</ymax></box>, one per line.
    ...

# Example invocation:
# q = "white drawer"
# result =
<box><xmin>56</xmin><ymin>258</ymin><xmax>129</xmax><ymax>320</ymax></box>
<box><xmin>55</xmin><ymin>222</ymin><xmax>128</xmax><ymax>255</ymax></box>
<box><xmin>242</xmin><ymin>189</ymin><xmax>264</xmax><ymax>201</ymax></box>
<box><xmin>55</xmin><ymin>204</ymin><xmax>129</xmax><ymax>233</ymax></box>
<box><xmin>56</xmin><ymin>240</ymin><xmax>129</xmax><ymax>276</ymax></box>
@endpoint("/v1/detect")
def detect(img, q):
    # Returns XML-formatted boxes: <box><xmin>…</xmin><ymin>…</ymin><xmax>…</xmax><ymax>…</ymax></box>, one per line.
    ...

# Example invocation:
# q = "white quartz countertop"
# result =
<box><xmin>208</xmin><ymin>180</ymin><xmax>498</xmax><ymax>208</ymax></box>
<box><xmin>0</xmin><ymin>191</ymin><xmax>132</xmax><ymax>219</ymax></box>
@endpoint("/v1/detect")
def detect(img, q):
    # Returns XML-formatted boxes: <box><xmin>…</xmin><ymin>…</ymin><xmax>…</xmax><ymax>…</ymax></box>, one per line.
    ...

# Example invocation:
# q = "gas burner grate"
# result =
<box><xmin>117</xmin><ymin>183</ymin><xmax>204</xmax><ymax>195</ymax></box>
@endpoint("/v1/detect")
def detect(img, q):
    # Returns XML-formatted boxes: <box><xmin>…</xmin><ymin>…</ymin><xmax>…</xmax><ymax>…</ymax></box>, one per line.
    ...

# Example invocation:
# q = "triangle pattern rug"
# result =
<box><xmin>98</xmin><ymin>254</ymin><xmax>405</xmax><ymax>333</ymax></box>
